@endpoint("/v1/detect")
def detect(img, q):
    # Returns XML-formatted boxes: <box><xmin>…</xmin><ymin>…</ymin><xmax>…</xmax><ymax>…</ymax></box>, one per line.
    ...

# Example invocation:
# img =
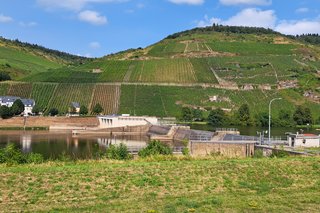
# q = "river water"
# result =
<box><xmin>0</xmin><ymin>131</ymin><xmax>148</xmax><ymax>159</ymax></box>
<box><xmin>0</xmin><ymin>126</ymin><xmax>319</xmax><ymax>159</ymax></box>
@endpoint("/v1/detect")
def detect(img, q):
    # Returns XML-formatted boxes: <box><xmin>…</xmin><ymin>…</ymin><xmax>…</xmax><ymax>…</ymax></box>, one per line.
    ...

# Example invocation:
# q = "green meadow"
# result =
<box><xmin>0</xmin><ymin>157</ymin><xmax>319</xmax><ymax>212</ymax></box>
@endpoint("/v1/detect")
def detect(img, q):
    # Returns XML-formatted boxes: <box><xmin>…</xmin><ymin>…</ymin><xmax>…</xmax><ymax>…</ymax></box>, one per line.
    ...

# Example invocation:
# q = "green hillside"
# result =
<box><xmin>0</xmin><ymin>37</ymin><xmax>88</xmax><ymax>80</ymax></box>
<box><xmin>0</xmin><ymin>25</ymin><xmax>319</xmax><ymax>121</ymax></box>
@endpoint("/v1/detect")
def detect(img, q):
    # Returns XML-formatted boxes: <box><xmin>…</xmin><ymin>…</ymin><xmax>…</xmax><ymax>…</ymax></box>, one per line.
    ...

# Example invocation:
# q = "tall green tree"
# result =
<box><xmin>208</xmin><ymin>108</ymin><xmax>226</xmax><ymax>126</ymax></box>
<box><xmin>255</xmin><ymin>112</ymin><xmax>269</xmax><ymax>127</ymax></box>
<box><xmin>293</xmin><ymin>106</ymin><xmax>313</xmax><ymax>125</ymax></box>
<box><xmin>192</xmin><ymin>108</ymin><xmax>203</xmax><ymax>121</ymax></box>
<box><xmin>11</xmin><ymin>99</ymin><xmax>24</xmax><ymax>115</ymax></box>
<box><xmin>32</xmin><ymin>105</ymin><xmax>41</xmax><ymax>115</ymax></box>
<box><xmin>0</xmin><ymin>106</ymin><xmax>13</xmax><ymax>119</ymax></box>
<box><xmin>238</xmin><ymin>104</ymin><xmax>250</xmax><ymax>126</ymax></box>
<box><xmin>80</xmin><ymin>105</ymin><xmax>88</xmax><ymax>115</ymax></box>
<box><xmin>181</xmin><ymin>107</ymin><xmax>193</xmax><ymax>122</ymax></box>
<box><xmin>92</xmin><ymin>103</ymin><xmax>103</xmax><ymax>115</ymax></box>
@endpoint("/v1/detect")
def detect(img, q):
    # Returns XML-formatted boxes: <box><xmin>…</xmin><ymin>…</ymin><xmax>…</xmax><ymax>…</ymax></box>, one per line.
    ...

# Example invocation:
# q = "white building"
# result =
<box><xmin>287</xmin><ymin>133</ymin><xmax>320</xmax><ymax>148</ymax></box>
<box><xmin>0</xmin><ymin>96</ymin><xmax>35</xmax><ymax>115</ymax></box>
<box><xmin>98</xmin><ymin>114</ymin><xmax>158</xmax><ymax>128</ymax></box>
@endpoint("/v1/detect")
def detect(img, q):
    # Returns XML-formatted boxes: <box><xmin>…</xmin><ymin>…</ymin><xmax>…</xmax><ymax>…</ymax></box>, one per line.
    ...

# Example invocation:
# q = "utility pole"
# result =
<box><xmin>269</xmin><ymin>98</ymin><xmax>282</xmax><ymax>144</ymax></box>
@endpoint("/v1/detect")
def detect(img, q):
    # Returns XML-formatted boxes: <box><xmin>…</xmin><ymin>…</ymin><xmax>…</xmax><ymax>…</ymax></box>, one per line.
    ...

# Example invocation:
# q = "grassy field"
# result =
<box><xmin>0</xmin><ymin>157</ymin><xmax>319</xmax><ymax>212</ymax></box>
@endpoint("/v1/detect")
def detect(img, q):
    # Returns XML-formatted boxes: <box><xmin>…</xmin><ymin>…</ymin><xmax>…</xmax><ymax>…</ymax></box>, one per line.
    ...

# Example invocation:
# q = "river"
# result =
<box><xmin>0</xmin><ymin>126</ymin><xmax>318</xmax><ymax>159</ymax></box>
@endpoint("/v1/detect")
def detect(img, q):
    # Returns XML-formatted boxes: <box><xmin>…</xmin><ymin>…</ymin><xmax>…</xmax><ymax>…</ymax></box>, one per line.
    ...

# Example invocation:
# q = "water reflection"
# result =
<box><xmin>0</xmin><ymin>131</ymin><xmax>148</xmax><ymax>159</ymax></box>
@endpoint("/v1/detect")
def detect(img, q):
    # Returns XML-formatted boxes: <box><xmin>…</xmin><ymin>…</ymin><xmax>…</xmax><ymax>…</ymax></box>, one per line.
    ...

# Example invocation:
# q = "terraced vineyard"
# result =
<box><xmin>0</xmin><ymin>83</ymin><xmax>9</xmax><ymax>96</ymax></box>
<box><xmin>90</xmin><ymin>84</ymin><xmax>121</xmax><ymax>114</ymax></box>
<box><xmin>30</xmin><ymin>83</ymin><xmax>57</xmax><ymax>111</ymax></box>
<box><xmin>7</xmin><ymin>83</ymin><xmax>33</xmax><ymax>98</ymax></box>
<box><xmin>130</xmin><ymin>59</ymin><xmax>197</xmax><ymax>83</ymax></box>
<box><xmin>48</xmin><ymin>84</ymin><xmax>94</xmax><ymax>113</ymax></box>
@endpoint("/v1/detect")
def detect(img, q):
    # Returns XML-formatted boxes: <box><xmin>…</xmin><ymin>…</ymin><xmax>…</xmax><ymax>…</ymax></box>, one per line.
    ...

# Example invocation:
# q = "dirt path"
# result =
<box><xmin>88</xmin><ymin>84</ymin><xmax>96</xmax><ymax>112</ymax></box>
<box><xmin>270</xmin><ymin>63</ymin><xmax>279</xmax><ymax>83</ymax></box>
<box><xmin>184</xmin><ymin>42</ymin><xmax>189</xmax><ymax>53</ymax></box>
<box><xmin>0</xmin><ymin>117</ymin><xmax>99</xmax><ymax>128</ymax></box>
<box><xmin>210</xmin><ymin>68</ymin><xmax>238</xmax><ymax>89</ymax></box>
<box><xmin>205</xmin><ymin>43</ymin><xmax>213</xmax><ymax>53</ymax></box>
<box><xmin>123</xmin><ymin>63</ymin><xmax>135</xmax><ymax>82</ymax></box>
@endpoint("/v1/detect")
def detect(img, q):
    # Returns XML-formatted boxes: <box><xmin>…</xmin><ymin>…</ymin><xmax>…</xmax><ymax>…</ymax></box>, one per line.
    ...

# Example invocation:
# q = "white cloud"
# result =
<box><xmin>275</xmin><ymin>20</ymin><xmax>320</xmax><ymax>35</ymax></box>
<box><xmin>37</xmin><ymin>0</ymin><xmax>128</xmax><ymax>11</ymax></box>
<box><xmin>220</xmin><ymin>0</ymin><xmax>272</xmax><ymax>6</ymax></box>
<box><xmin>168</xmin><ymin>0</ymin><xmax>204</xmax><ymax>5</ymax></box>
<box><xmin>19</xmin><ymin>22</ymin><xmax>38</xmax><ymax>27</ymax></box>
<box><xmin>197</xmin><ymin>8</ymin><xmax>276</xmax><ymax>29</ymax></box>
<box><xmin>78</xmin><ymin>10</ymin><xmax>107</xmax><ymax>25</ymax></box>
<box><xmin>196</xmin><ymin>15</ymin><xmax>221</xmax><ymax>27</ymax></box>
<box><xmin>295</xmin><ymin>8</ymin><xmax>309</xmax><ymax>13</ymax></box>
<box><xmin>0</xmin><ymin>14</ymin><xmax>13</xmax><ymax>23</ymax></box>
<box><xmin>89</xmin><ymin>41</ymin><xmax>101</xmax><ymax>49</ymax></box>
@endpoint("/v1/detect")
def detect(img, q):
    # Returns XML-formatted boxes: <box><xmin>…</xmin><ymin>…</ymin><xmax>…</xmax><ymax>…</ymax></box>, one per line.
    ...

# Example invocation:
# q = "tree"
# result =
<box><xmin>192</xmin><ymin>108</ymin><xmax>203</xmax><ymax>121</ymax></box>
<box><xmin>181</xmin><ymin>107</ymin><xmax>193</xmax><ymax>122</ymax></box>
<box><xmin>238</xmin><ymin>104</ymin><xmax>250</xmax><ymax>125</ymax></box>
<box><xmin>32</xmin><ymin>105</ymin><xmax>41</xmax><ymax>115</ymax></box>
<box><xmin>48</xmin><ymin>108</ymin><xmax>59</xmax><ymax>116</ymax></box>
<box><xmin>255</xmin><ymin>112</ymin><xmax>269</xmax><ymax>127</ymax></box>
<box><xmin>208</xmin><ymin>108</ymin><xmax>226</xmax><ymax>126</ymax></box>
<box><xmin>293</xmin><ymin>106</ymin><xmax>313</xmax><ymax>125</ymax></box>
<box><xmin>0</xmin><ymin>72</ymin><xmax>11</xmax><ymax>82</ymax></box>
<box><xmin>80</xmin><ymin>105</ymin><xmax>88</xmax><ymax>115</ymax></box>
<box><xmin>0</xmin><ymin>106</ymin><xmax>13</xmax><ymax>119</ymax></box>
<box><xmin>11</xmin><ymin>99</ymin><xmax>24</xmax><ymax>115</ymax></box>
<box><xmin>277</xmin><ymin>110</ymin><xmax>293</xmax><ymax>127</ymax></box>
<box><xmin>92</xmin><ymin>103</ymin><xmax>103</xmax><ymax>115</ymax></box>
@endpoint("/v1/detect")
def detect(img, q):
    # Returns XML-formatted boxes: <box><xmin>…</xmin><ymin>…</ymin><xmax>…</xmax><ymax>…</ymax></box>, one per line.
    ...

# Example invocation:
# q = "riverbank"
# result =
<box><xmin>0</xmin><ymin>117</ymin><xmax>99</xmax><ymax>129</ymax></box>
<box><xmin>0</xmin><ymin>156</ymin><xmax>319</xmax><ymax>212</ymax></box>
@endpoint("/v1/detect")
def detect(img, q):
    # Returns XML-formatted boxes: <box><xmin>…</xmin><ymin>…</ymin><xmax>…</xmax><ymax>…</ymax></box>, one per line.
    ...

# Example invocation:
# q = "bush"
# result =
<box><xmin>253</xmin><ymin>149</ymin><xmax>264</xmax><ymax>158</ymax></box>
<box><xmin>182</xmin><ymin>147</ymin><xmax>190</xmax><ymax>156</ymax></box>
<box><xmin>0</xmin><ymin>105</ymin><xmax>13</xmax><ymax>119</ymax></box>
<box><xmin>0</xmin><ymin>71</ymin><xmax>11</xmax><ymax>81</ymax></box>
<box><xmin>138</xmin><ymin>140</ymin><xmax>172</xmax><ymax>158</ymax></box>
<box><xmin>0</xmin><ymin>144</ymin><xmax>27</xmax><ymax>164</ymax></box>
<box><xmin>49</xmin><ymin>108</ymin><xmax>59</xmax><ymax>116</ymax></box>
<box><xmin>26</xmin><ymin>153</ymin><xmax>44</xmax><ymax>164</ymax></box>
<box><xmin>106</xmin><ymin>143</ymin><xmax>132</xmax><ymax>160</ymax></box>
<box><xmin>0</xmin><ymin>144</ymin><xmax>44</xmax><ymax>164</ymax></box>
<box><xmin>270</xmin><ymin>150</ymin><xmax>289</xmax><ymax>158</ymax></box>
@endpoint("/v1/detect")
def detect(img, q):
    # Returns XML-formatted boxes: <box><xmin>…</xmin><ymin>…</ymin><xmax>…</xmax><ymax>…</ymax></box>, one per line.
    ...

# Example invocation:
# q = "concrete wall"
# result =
<box><xmin>288</xmin><ymin>136</ymin><xmax>320</xmax><ymax>147</ymax></box>
<box><xmin>190</xmin><ymin>142</ymin><xmax>255</xmax><ymax>157</ymax></box>
<box><xmin>98</xmin><ymin>116</ymin><xmax>158</xmax><ymax>128</ymax></box>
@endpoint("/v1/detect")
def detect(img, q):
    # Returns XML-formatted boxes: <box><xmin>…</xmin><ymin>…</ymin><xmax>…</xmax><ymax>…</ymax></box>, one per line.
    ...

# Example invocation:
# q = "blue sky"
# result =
<box><xmin>0</xmin><ymin>0</ymin><xmax>319</xmax><ymax>57</ymax></box>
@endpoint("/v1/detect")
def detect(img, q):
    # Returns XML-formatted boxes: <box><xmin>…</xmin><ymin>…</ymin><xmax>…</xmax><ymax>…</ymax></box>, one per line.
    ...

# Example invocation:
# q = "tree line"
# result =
<box><xmin>181</xmin><ymin>104</ymin><xmax>318</xmax><ymax>127</ymax></box>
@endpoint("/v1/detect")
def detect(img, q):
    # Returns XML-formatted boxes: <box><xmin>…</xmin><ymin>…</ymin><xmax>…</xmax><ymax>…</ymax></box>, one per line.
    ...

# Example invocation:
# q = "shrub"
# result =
<box><xmin>106</xmin><ymin>143</ymin><xmax>132</xmax><ymax>160</ymax></box>
<box><xmin>0</xmin><ymin>144</ymin><xmax>27</xmax><ymax>164</ymax></box>
<box><xmin>0</xmin><ymin>71</ymin><xmax>11</xmax><ymax>81</ymax></box>
<box><xmin>182</xmin><ymin>147</ymin><xmax>190</xmax><ymax>156</ymax></box>
<box><xmin>138</xmin><ymin>140</ymin><xmax>172</xmax><ymax>158</ymax></box>
<box><xmin>253</xmin><ymin>149</ymin><xmax>264</xmax><ymax>158</ymax></box>
<box><xmin>26</xmin><ymin>153</ymin><xmax>44</xmax><ymax>164</ymax></box>
<box><xmin>0</xmin><ymin>144</ymin><xmax>44</xmax><ymax>164</ymax></box>
<box><xmin>49</xmin><ymin>108</ymin><xmax>59</xmax><ymax>116</ymax></box>
<box><xmin>270</xmin><ymin>150</ymin><xmax>289</xmax><ymax>158</ymax></box>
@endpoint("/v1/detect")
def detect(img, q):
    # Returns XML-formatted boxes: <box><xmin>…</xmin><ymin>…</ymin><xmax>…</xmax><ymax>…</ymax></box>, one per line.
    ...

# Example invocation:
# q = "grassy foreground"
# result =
<box><xmin>0</xmin><ymin>157</ymin><xmax>320</xmax><ymax>212</ymax></box>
